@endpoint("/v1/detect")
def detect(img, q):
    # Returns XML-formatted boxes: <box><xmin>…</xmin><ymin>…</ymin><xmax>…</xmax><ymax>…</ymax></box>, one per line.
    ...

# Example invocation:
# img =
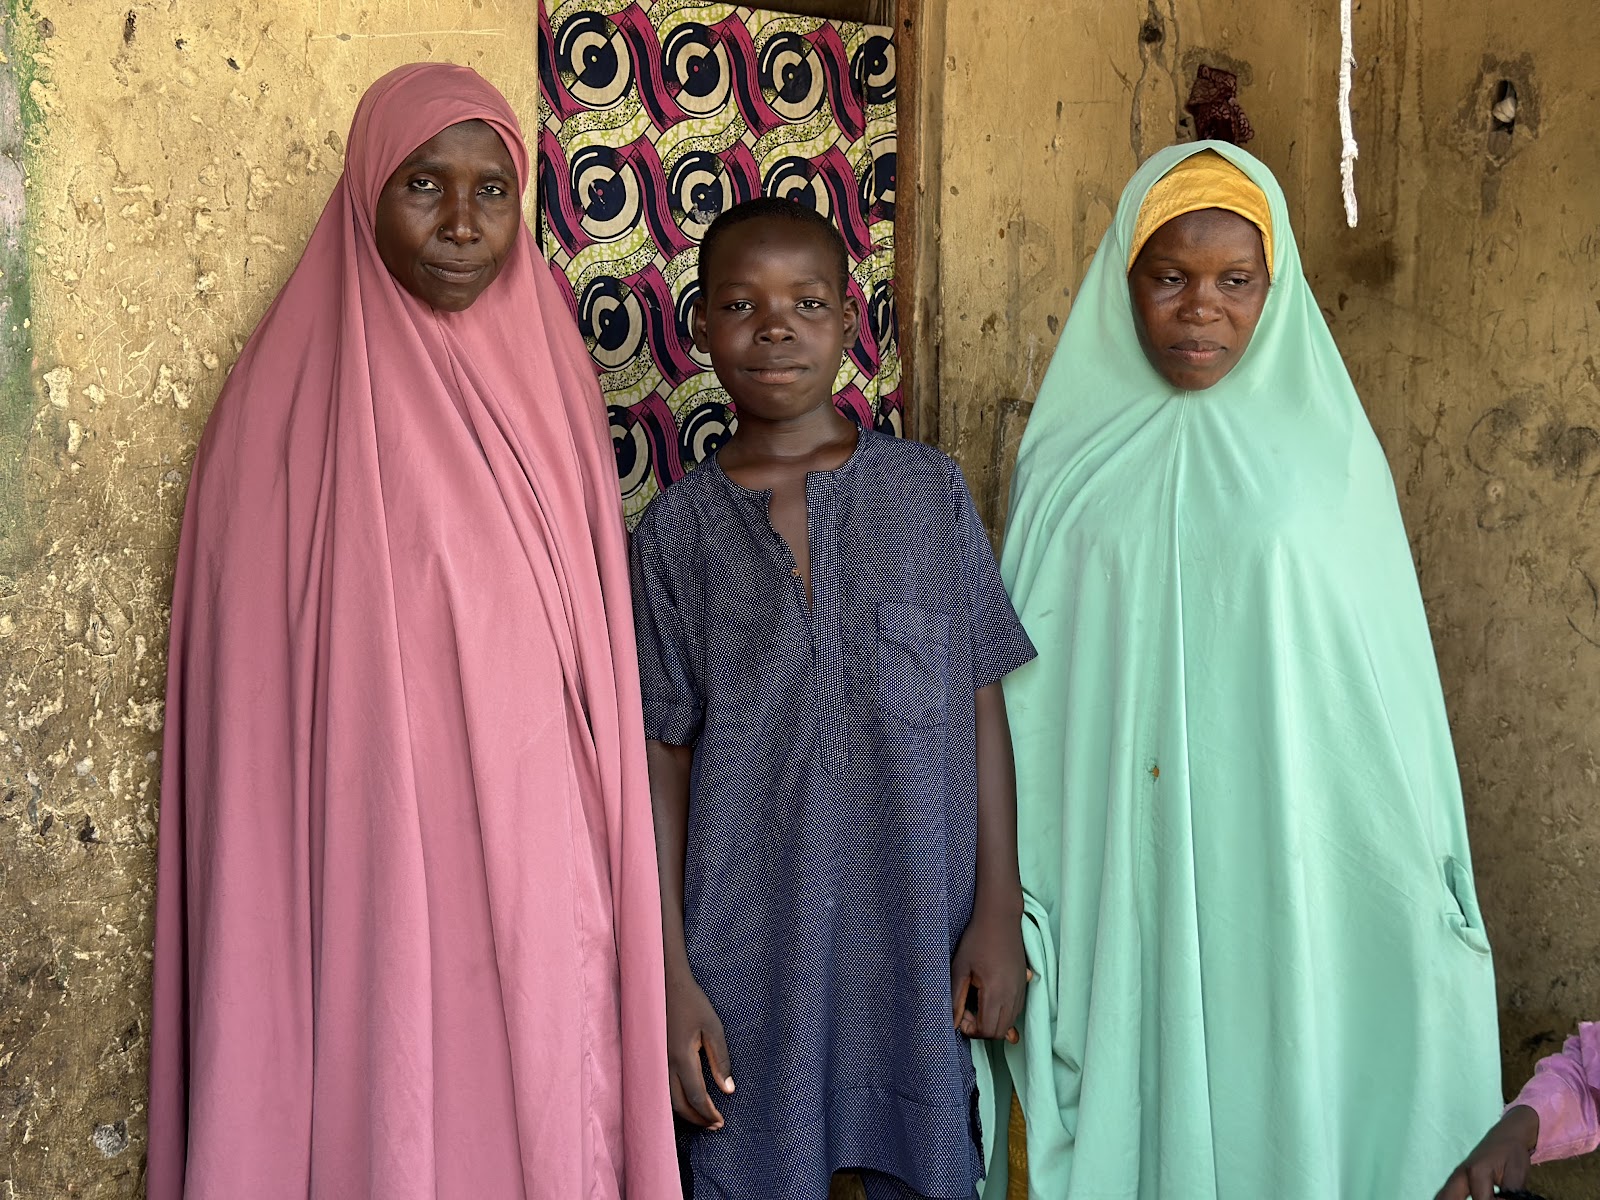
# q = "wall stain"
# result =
<box><xmin>1466</xmin><ymin>397</ymin><xmax>1600</xmax><ymax>482</ymax></box>
<box><xmin>1129</xmin><ymin>0</ymin><xmax>1183</xmax><ymax>163</ymax></box>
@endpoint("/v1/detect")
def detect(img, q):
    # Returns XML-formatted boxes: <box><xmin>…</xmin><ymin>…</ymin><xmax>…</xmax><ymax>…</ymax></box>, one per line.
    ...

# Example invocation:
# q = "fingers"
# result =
<box><xmin>702</xmin><ymin>1021</ymin><xmax>736</xmax><ymax>1097</ymax></box>
<box><xmin>952</xmin><ymin>970</ymin><xmax>974</xmax><ymax>1031</ymax></box>
<box><xmin>670</xmin><ymin>1032</ymin><xmax>727</xmax><ymax>1129</ymax></box>
<box><xmin>1502</xmin><ymin>1152</ymin><xmax>1531</xmax><ymax>1190</ymax></box>
<box><xmin>993</xmin><ymin>979</ymin><xmax>1029</xmax><ymax>1041</ymax></box>
<box><xmin>1430</xmin><ymin>1167</ymin><xmax>1467</xmax><ymax>1200</ymax></box>
<box><xmin>956</xmin><ymin>968</ymin><xmax>1032</xmax><ymax>1041</ymax></box>
<box><xmin>1004</xmin><ymin>965</ymin><xmax>1033</xmax><ymax>1043</ymax></box>
<box><xmin>974</xmin><ymin>975</ymin><xmax>1003</xmax><ymax>1040</ymax></box>
<box><xmin>1465</xmin><ymin>1162</ymin><xmax>1498</xmax><ymax>1200</ymax></box>
<box><xmin>669</xmin><ymin>1065</ymin><xmax>720</xmax><ymax>1129</ymax></box>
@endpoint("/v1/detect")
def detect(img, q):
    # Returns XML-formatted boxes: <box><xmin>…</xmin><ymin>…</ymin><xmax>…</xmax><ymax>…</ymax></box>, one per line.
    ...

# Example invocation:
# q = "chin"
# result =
<box><xmin>422</xmin><ymin>289</ymin><xmax>480</xmax><ymax>313</ymax></box>
<box><xmin>1163</xmin><ymin>366</ymin><xmax>1232</xmax><ymax>392</ymax></box>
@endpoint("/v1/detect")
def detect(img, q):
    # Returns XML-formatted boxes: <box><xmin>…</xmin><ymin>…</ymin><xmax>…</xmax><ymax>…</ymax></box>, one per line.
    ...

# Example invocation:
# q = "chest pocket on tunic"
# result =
<box><xmin>876</xmin><ymin>600</ymin><xmax>952</xmax><ymax>729</ymax></box>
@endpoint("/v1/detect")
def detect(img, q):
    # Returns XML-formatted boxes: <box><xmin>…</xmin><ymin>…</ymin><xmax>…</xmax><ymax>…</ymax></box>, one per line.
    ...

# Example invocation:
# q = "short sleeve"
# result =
<box><xmin>628</xmin><ymin>506</ymin><xmax>705</xmax><ymax>746</ymax></box>
<box><xmin>951</xmin><ymin>461</ymin><xmax>1037</xmax><ymax>688</ymax></box>
<box><xmin>1513</xmin><ymin>1022</ymin><xmax>1600</xmax><ymax>1164</ymax></box>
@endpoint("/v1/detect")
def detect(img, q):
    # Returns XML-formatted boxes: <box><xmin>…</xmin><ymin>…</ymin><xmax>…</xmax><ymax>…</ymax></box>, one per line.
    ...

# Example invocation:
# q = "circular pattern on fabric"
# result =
<box><xmin>762</xmin><ymin>156</ymin><xmax>832</xmax><ymax>218</ymax></box>
<box><xmin>669</xmin><ymin>151</ymin><xmax>734</xmax><ymax>242</ymax></box>
<box><xmin>679</xmin><ymin>400</ymin><xmax>734</xmax><ymax>468</ymax></box>
<box><xmin>663</xmin><ymin>23</ymin><xmax>732</xmax><ymax>116</ymax></box>
<box><xmin>760</xmin><ymin>33</ymin><xmax>825</xmax><ymax>123</ymax></box>
<box><xmin>579</xmin><ymin>277</ymin><xmax>646</xmax><ymax>371</ymax></box>
<box><xmin>610</xmin><ymin>404</ymin><xmax>654</xmax><ymax>503</ymax></box>
<box><xmin>851</xmin><ymin>35</ymin><xmax>896</xmax><ymax>106</ymax></box>
<box><xmin>554</xmin><ymin>12</ymin><xmax>633</xmax><ymax>110</ymax></box>
<box><xmin>860</xmin><ymin>133</ymin><xmax>897</xmax><ymax>218</ymax></box>
<box><xmin>570</xmin><ymin>145</ymin><xmax>642</xmax><ymax>242</ymax></box>
<box><xmin>868</xmin><ymin>279</ymin><xmax>896</xmax><ymax>358</ymax></box>
<box><xmin>539</xmin><ymin>6</ymin><xmax>904</xmax><ymax>510</ymax></box>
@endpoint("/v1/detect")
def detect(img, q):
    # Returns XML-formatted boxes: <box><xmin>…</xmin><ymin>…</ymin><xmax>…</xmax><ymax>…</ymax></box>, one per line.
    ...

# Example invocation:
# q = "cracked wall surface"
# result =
<box><xmin>3</xmin><ymin>0</ymin><xmax>1599</xmax><ymax>1196</ymax></box>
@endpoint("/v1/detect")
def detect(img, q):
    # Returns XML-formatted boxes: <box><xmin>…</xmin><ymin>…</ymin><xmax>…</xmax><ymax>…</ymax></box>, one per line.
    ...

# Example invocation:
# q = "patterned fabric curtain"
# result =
<box><xmin>538</xmin><ymin>0</ymin><xmax>899</xmax><ymax>522</ymax></box>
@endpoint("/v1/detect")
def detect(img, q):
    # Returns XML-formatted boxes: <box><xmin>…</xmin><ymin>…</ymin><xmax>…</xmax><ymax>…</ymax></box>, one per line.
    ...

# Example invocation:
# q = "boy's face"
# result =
<box><xmin>692</xmin><ymin>218</ymin><xmax>860</xmax><ymax>423</ymax></box>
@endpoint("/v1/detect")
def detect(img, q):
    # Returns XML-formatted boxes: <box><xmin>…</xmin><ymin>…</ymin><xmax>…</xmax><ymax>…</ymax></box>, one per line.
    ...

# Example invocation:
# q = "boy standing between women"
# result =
<box><xmin>631</xmin><ymin>198</ymin><xmax>1034</xmax><ymax>1199</ymax></box>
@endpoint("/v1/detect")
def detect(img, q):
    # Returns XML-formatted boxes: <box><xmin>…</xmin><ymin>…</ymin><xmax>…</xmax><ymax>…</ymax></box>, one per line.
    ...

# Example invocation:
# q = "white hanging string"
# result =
<box><xmin>1338</xmin><ymin>0</ymin><xmax>1359</xmax><ymax>226</ymax></box>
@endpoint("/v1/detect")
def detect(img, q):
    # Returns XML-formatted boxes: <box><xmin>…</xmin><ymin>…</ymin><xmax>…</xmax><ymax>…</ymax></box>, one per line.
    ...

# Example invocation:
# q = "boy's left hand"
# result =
<box><xmin>951</xmin><ymin>902</ymin><xmax>1030</xmax><ymax>1044</ymax></box>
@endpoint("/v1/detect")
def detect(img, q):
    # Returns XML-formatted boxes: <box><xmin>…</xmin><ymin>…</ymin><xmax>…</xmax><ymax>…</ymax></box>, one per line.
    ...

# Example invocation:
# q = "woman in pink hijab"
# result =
<box><xmin>146</xmin><ymin>63</ymin><xmax>680</xmax><ymax>1199</ymax></box>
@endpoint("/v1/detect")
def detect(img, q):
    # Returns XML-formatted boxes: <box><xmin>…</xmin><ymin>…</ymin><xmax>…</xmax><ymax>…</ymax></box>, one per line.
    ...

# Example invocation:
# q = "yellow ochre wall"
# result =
<box><xmin>3</xmin><ymin>0</ymin><xmax>1598</xmax><ymax>1195</ymax></box>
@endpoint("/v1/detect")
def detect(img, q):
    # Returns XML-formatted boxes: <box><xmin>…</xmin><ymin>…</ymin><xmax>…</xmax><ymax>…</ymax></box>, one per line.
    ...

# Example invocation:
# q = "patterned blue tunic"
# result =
<box><xmin>630</xmin><ymin>429</ymin><xmax>1036</xmax><ymax>1200</ymax></box>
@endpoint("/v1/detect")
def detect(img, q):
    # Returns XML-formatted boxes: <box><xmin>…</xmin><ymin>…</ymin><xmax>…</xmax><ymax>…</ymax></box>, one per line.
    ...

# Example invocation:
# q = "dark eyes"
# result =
<box><xmin>1149</xmin><ymin>273</ymin><xmax>1255</xmax><ymax>288</ymax></box>
<box><xmin>721</xmin><ymin>298</ymin><xmax>829</xmax><ymax>313</ymax></box>
<box><xmin>405</xmin><ymin>178</ymin><xmax>510</xmax><ymax>197</ymax></box>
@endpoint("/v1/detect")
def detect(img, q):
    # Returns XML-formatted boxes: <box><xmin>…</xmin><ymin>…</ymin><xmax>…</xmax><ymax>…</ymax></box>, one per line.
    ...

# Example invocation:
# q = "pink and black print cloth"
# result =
<box><xmin>538</xmin><ymin>1</ymin><xmax>900</xmax><ymax>522</ymax></box>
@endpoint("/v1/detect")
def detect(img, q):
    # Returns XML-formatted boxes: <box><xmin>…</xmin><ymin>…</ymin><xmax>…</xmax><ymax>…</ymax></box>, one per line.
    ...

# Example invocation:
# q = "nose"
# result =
<box><xmin>756</xmin><ymin>308</ymin><xmax>796</xmax><ymax>343</ymax></box>
<box><xmin>1175</xmin><ymin>282</ymin><xmax>1222</xmax><ymax>323</ymax></box>
<box><xmin>438</xmin><ymin>188</ymin><xmax>481</xmax><ymax>245</ymax></box>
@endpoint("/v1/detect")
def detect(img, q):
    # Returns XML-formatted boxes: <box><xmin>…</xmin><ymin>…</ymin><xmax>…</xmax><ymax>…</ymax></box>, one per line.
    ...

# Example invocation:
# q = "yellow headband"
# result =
<box><xmin>1128</xmin><ymin>149</ymin><xmax>1274</xmax><ymax>277</ymax></box>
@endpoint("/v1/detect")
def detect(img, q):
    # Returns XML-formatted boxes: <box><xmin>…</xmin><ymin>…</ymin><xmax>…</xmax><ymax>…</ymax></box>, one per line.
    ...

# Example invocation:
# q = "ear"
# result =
<box><xmin>841</xmin><ymin>290</ymin><xmax>861</xmax><ymax>348</ymax></box>
<box><xmin>690</xmin><ymin>294</ymin><xmax>710</xmax><ymax>353</ymax></box>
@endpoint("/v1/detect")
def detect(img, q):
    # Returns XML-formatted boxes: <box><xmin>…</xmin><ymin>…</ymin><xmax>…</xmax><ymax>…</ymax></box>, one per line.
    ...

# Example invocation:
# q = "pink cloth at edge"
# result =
<box><xmin>146</xmin><ymin>63</ymin><xmax>680</xmax><ymax>1200</ymax></box>
<box><xmin>1511</xmin><ymin>1020</ymin><xmax>1600</xmax><ymax>1164</ymax></box>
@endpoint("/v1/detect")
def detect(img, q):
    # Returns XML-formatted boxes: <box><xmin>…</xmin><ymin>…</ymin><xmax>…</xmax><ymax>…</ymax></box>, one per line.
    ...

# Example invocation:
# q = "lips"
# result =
<box><xmin>423</xmin><ymin>261</ymin><xmax>488</xmax><ymax>284</ymax></box>
<box><xmin>1168</xmin><ymin>339</ymin><xmax>1225</xmax><ymax>364</ymax></box>
<box><xmin>745</xmin><ymin>361</ymin><xmax>807</xmax><ymax>384</ymax></box>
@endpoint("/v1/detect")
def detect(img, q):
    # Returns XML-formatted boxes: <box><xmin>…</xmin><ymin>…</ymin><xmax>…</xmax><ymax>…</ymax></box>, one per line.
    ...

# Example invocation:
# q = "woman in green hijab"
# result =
<box><xmin>993</xmin><ymin>141</ymin><xmax>1502</xmax><ymax>1198</ymax></box>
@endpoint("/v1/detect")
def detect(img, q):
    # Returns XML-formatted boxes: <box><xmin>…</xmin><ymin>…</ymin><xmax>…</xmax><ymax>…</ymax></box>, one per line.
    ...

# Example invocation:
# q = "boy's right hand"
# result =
<box><xmin>666</xmin><ymin>967</ymin><xmax>735</xmax><ymax>1130</ymax></box>
<box><xmin>1433</xmin><ymin>1104</ymin><xmax>1540</xmax><ymax>1200</ymax></box>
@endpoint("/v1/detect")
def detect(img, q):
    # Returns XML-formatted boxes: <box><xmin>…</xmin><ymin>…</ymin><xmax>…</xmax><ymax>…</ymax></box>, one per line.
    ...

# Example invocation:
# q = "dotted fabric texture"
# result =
<box><xmin>630</xmin><ymin>429</ymin><xmax>1035</xmax><ymax>1200</ymax></box>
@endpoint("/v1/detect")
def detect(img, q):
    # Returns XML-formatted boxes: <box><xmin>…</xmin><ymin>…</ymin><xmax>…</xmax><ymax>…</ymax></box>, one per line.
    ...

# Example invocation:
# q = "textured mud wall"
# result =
<box><xmin>0</xmin><ymin>3</ymin><xmax>539</xmax><ymax>1194</ymax></box>
<box><xmin>919</xmin><ymin>1</ymin><xmax>1600</xmax><ymax>1195</ymax></box>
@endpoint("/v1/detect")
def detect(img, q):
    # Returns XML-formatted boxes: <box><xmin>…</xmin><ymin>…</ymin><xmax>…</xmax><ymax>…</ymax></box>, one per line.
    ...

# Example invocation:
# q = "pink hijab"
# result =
<box><xmin>147</xmin><ymin>63</ymin><xmax>679</xmax><ymax>1199</ymax></box>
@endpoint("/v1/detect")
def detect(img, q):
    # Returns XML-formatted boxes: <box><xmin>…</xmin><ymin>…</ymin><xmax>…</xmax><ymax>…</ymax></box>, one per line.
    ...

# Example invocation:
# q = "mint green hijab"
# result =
<box><xmin>987</xmin><ymin>141</ymin><xmax>1501</xmax><ymax>1198</ymax></box>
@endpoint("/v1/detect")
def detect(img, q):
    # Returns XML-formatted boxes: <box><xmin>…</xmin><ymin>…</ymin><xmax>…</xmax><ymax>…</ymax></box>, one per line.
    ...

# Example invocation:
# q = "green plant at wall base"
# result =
<box><xmin>0</xmin><ymin>0</ymin><xmax>41</xmax><ymax>574</ymax></box>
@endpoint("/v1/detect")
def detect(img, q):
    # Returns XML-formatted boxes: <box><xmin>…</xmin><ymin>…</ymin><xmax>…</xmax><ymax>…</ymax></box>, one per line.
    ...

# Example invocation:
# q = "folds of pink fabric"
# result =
<box><xmin>146</xmin><ymin>63</ymin><xmax>680</xmax><ymax>1200</ymax></box>
<box><xmin>1514</xmin><ymin>1021</ymin><xmax>1600</xmax><ymax>1165</ymax></box>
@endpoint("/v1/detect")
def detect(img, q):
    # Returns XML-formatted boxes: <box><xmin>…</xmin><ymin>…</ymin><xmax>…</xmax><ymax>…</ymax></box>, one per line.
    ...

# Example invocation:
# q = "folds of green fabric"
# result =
<box><xmin>984</xmin><ymin>141</ymin><xmax>1501</xmax><ymax>1200</ymax></box>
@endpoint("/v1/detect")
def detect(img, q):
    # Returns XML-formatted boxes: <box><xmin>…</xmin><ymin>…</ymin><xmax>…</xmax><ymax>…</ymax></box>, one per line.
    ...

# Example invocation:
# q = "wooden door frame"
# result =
<box><xmin>893</xmin><ymin>0</ymin><xmax>937</xmax><ymax>444</ymax></box>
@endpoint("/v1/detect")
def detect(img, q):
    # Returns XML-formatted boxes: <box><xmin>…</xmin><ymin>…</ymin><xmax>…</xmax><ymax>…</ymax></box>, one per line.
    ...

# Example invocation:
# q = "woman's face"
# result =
<box><xmin>375</xmin><ymin>119</ymin><xmax>520</xmax><ymax>312</ymax></box>
<box><xmin>1128</xmin><ymin>208</ymin><xmax>1269</xmax><ymax>391</ymax></box>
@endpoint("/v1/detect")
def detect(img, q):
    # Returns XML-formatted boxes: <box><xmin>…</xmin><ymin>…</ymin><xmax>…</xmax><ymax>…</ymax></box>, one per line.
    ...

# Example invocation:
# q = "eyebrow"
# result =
<box><xmin>1141</xmin><ymin>255</ymin><xmax>1261</xmax><ymax>268</ymax></box>
<box><xmin>399</xmin><ymin>157</ymin><xmax>513</xmax><ymax>180</ymax></box>
<box><xmin>711</xmin><ymin>275</ymin><xmax>834</xmax><ymax>290</ymax></box>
